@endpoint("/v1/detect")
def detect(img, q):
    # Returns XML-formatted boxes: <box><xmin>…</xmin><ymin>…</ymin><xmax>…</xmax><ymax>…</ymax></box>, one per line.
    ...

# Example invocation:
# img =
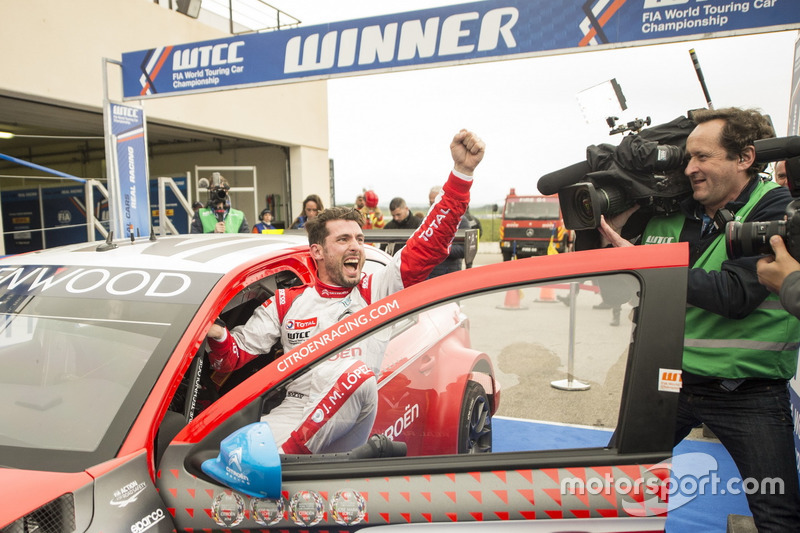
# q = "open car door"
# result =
<box><xmin>156</xmin><ymin>242</ymin><xmax>688</xmax><ymax>532</ymax></box>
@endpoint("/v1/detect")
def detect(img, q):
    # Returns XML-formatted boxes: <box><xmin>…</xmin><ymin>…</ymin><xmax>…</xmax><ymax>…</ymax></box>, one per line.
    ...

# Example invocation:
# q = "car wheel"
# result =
<box><xmin>458</xmin><ymin>381</ymin><xmax>492</xmax><ymax>454</ymax></box>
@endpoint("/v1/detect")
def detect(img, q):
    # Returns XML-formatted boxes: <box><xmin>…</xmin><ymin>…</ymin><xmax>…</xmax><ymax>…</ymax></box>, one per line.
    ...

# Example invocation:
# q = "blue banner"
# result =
<box><xmin>122</xmin><ymin>0</ymin><xmax>800</xmax><ymax>99</ymax></box>
<box><xmin>108</xmin><ymin>102</ymin><xmax>151</xmax><ymax>238</ymax></box>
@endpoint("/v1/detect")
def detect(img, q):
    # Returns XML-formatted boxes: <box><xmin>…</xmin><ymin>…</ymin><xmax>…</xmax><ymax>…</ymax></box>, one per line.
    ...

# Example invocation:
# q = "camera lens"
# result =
<box><xmin>726</xmin><ymin>220</ymin><xmax>786</xmax><ymax>258</ymax></box>
<box><xmin>595</xmin><ymin>184</ymin><xmax>629</xmax><ymax>216</ymax></box>
<box><xmin>573</xmin><ymin>188</ymin><xmax>596</xmax><ymax>227</ymax></box>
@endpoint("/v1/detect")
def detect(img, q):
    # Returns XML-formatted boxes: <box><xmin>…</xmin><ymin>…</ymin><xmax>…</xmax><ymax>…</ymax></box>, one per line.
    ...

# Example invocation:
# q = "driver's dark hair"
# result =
<box><xmin>306</xmin><ymin>206</ymin><xmax>364</xmax><ymax>246</ymax></box>
<box><xmin>691</xmin><ymin>107</ymin><xmax>775</xmax><ymax>178</ymax></box>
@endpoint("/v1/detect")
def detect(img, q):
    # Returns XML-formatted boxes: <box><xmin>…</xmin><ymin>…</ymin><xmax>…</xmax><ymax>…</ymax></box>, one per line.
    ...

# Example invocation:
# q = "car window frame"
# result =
<box><xmin>173</xmin><ymin>244</ymin><xmax>687</xmax><ymax>479</ymax></box>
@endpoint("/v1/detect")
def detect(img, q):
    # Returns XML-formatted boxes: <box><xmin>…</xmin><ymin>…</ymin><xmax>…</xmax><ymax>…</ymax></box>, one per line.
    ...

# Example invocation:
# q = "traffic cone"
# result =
<box><xmin>537</xmin><ymin>285</ymin><xmax>557</xmax><ymax>302</ymax></box>
<box><xmin>497</xmin><ymin>288</ymin><xmax>528</xmax><ymax>310</ymax></box>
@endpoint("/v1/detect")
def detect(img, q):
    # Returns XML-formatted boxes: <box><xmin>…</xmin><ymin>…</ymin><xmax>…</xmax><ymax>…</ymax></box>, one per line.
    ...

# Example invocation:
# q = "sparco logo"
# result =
<box><xmin>131</xmin><ymin>508</ymin><xmax>165</xmax><ymax>533</ymax></box>
<box><xmin>287</xmin><ymin>317</ymin><xmax>318</xmax><ymax>330</ymax></box>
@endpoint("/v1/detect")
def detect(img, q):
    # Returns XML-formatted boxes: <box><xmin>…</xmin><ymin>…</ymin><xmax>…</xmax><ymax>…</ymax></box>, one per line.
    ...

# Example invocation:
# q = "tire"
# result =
<box><xmin>457</xmin><ymin>381</ymin><xmax>492</xmax><ymax>454</ymax></box>
<box><xmin>501</xmin><ymin>249</ymin><xmax>513</xmax><ymax>262</ymax></box>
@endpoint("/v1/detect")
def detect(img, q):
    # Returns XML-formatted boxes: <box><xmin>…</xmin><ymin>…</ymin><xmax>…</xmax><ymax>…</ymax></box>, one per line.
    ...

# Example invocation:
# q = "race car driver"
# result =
<box><xmin>205</xmin><ymin>129</ymin><xmax>485</xmax><ymax>454</ymax></box>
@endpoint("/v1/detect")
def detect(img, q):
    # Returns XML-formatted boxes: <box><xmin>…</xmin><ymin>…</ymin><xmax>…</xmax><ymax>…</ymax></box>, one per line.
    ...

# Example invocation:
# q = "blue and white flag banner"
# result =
<box><xmin>122</xmin><ymin>0</ymin><xmax>800</xmax><ymax>99</ymax></box>
<box><xmin>104</xmin><ymin>101</ymin><xmax>151</xmax><ymax>238</ymax></box>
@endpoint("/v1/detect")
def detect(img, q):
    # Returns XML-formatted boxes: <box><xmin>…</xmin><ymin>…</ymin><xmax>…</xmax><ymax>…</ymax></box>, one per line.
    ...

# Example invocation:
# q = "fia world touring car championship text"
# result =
<box><xmin>642</xmin><ymin>1</ymin><xmax>777</xmax><ymax>34</ymax></box>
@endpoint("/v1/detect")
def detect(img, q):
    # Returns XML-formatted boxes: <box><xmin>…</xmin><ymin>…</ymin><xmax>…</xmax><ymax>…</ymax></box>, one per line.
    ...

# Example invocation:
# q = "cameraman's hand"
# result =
<box><xmin>757</xmin><ymin>235</ymin><xmax>800</xmax><ymax>293</ymax></box>
<box><xmin>214</xmin><ymin>221</ymin><xmax>226</xmax><ymax>233</ymax></box>
<box><xmin>598</xmin><ymin>205</ymin><xmax>639</xmax><ymax>247</ymax></box>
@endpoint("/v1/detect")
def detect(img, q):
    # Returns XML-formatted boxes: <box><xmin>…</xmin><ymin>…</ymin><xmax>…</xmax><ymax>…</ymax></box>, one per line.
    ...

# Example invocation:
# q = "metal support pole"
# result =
<box><xmin>551</xmin><ymin>281</ymin><xmax>591</xmax><ymax>391</ymax></box>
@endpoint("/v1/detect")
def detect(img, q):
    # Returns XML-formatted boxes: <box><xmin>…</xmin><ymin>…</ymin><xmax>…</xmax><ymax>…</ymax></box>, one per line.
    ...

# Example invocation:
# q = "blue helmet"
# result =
<box><xmin>201</xmin><ymin>422</ymin><xmax>282</xmax><ymax>499</ymax></box>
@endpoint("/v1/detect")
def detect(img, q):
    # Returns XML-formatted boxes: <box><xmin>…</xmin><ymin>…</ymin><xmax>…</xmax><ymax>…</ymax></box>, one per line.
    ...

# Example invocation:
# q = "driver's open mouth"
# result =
<box><xmin>343</xmin><ymin>257</ymin><xmax>360</xmax><ymax>273</ymax></box>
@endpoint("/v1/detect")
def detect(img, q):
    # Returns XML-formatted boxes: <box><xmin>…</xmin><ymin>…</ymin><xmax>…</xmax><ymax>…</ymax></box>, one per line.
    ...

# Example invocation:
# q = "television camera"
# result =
<box><xmin>725</xmin><ymin>136</ymin><xmax>800</xmax><ymax>260</ymax></box>
<box><xmin>198</xmin><ymin>172</ymin><xmax>230</xmax><ymax>222</ymax></box>
<box><xmin>538</xmin><ymin>115</ymin><xmax>696</xmax><ymax>231</ymax></box>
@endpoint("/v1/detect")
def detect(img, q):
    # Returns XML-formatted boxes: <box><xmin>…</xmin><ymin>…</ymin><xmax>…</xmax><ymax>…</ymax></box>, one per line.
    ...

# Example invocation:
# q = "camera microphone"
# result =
<box><xmin>538</xmin><ymin>161</ymin><xmax>592</xmax><ymax>195</ymax></box>
<box><xmin>198</xmin><ymin>177</ymin><xmax>210</xmax><ymax>189</ymax></box>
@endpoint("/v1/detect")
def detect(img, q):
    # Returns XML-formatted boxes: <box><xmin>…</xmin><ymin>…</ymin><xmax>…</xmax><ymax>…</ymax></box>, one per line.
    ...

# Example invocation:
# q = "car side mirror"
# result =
<box><xmin>201</xmin><ymin>421</ymin><xmax>282</xmax><ymax>499</ymax></box>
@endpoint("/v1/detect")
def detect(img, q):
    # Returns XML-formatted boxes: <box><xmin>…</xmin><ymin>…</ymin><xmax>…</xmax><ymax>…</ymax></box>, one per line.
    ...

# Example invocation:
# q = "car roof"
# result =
<box><xmin>0</xmin><ymin>234</ymin><xmax>314</xmax><ymax>274</ymax></box>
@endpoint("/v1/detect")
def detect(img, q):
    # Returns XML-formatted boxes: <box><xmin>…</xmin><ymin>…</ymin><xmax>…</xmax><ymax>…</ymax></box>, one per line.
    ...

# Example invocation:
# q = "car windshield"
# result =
<box><xmin>0</xmin><ymin>264</ymin><xmax>216</xmax><ymax>471</ymax></box>
<box><xmin>504</xmin><ymin>200</ymin><xmax>559</xmax><ymax>220</ymax></box>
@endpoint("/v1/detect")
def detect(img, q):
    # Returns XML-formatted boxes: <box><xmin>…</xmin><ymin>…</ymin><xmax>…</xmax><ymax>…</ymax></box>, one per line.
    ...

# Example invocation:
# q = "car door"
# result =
<box><xmin>155</xmin><ymin>242</ymin><xmax>687</xmax><ymax>531</ymax></box>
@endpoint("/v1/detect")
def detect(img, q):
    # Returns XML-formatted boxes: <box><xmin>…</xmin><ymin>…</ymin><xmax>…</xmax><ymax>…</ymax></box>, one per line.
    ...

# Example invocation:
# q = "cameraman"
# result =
<box><xmin>600</xmin><ymin>107</ymin><xmax>800</xmax><ymax>532</ymax></box>
<box><xmin>190</xmin><ymin>175</ymin><xmax>249</xmax><ymax>234</ymax></box>
<box><xmin>758</xmin><ymin>235</ymin><xmax>800</xmax><ymax>319</ymax></box>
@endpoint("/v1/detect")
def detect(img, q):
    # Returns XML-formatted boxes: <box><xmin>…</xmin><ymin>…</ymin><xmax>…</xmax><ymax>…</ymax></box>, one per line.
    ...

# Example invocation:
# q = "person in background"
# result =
<box><xmin>290</xmin><ymin>194</ymin><xmax>323</xmax><ymax>229</ymax></box>
<box><xmin>192</xmin><ymin>201</ymin><xmax>204</xmax><ymax>214</ymax></box>
<box><xmin>190</xmin><ymin>175</ymin><xmax>249</xmax><ymax>234</ymax></box>
<box><xmin>758</xmin><ymin>235</ymin><xmax>800</xmax><ymax>319</ymax></box>
<box><xmin>774</xmin><ymin>160</ymin><xmax>788</xmax><ymax>187</ymax></box>
<box><xmin>384</xmin><ymin>197</ymin><xmax>422</xmax><ymax>253</ymax></box>
<box><xmin>252</xmin><ymin>208</ymin><xmax>276</xmax><ymax>233</ymax></box>
<box><xmin>385</xmin><ymin>197</ymin><xmax>422</xmax><ymax>230</ymax></box>
<box><xmin>355</xmin><ymin>194</ymin><xmax>366</xmax><ymax>213</ymax></box>
<box><xmin>362</xmin><ymin>190</ymin><xmax>386</xmax><ymax>229</ymax></box>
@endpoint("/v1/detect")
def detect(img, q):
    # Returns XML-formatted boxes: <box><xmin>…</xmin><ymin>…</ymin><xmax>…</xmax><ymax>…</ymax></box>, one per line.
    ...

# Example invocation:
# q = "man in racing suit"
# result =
<box><xmin>205</xmin><ymin>129</ymin><xmax>485</xmax><ymax>454</ymax></box>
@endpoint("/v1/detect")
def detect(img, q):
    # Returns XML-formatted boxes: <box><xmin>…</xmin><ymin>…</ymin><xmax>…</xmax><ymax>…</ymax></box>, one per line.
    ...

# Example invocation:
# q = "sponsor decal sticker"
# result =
<box><xmin>111</xmin><ymin>480</ymin><xmax>147</xmax><ymax>508</ymax></box>
<box><xmin>211</xmin><ymin>491</ymin><xmax>245</xmax><ymax>528</ymax></box>
<box><xmin>251</xmin><ymin>496</ymin><xmax>286</xmax><ymax>526</ymax></box>
<box><xmin>659</xmin><ymin>368</ymin><xmax>682</xmax><ymax>392</ymax></box>
<box><xmin>289</xmin><ymin>490</ymin><xmax>325</xmax><ymax>527</ymax></box>
<box><xmin>130</xmin><ymin>508</ymin><xmax>166</xmax><ymax>533</ymax></box>
<box><xmin>331</xmin><ymin>489</ymin><xmax>366</xmax><ymax>525</ymax></box>
<box><xmin>286</xmin><ymin>317</ymin><xmax>318</xmax><ymax>330</ymax></box>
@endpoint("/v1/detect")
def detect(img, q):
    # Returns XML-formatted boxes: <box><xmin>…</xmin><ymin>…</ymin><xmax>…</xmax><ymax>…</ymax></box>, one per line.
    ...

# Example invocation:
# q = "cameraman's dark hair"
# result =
<box><xmin>692</xmin><ymin>107</ymin><xmax>775</xmax><ymax>178</ymax></box>
<box><xmin>305</xmin><ymin>206</ymin><xmax>364</xmax><ymax>246</ymax></box>
<box><xmin>389</xmin><ymin>197</ymin><xmax>407</xmax><ymax>211</ymax></box>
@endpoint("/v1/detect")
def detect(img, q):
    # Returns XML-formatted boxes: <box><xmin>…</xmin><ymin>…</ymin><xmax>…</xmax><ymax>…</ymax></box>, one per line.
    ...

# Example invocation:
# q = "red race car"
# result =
<box><xmin>0</xmin><ymin>233</ymin><xmax>687</xmax><ymax>532</ymax></box>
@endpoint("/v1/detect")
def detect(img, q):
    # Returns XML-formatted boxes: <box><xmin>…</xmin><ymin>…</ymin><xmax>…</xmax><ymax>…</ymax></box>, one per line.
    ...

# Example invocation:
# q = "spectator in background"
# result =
<box><xmin>190</xmin><ymin>175</ymin><xmax>249</xmax><ymax>234</ymax></box>
<box><xmin>427</xmin><ymin>185</ymin><xmax>471</xmax><ymax>278</ymax></box>
<box><xmin>774</xmin><ymin>160</ymin><xmax>788</xmax><ymax>187</ymax></box>
<box><xmin>384</xmin><ymin>197</ymin><xmax>422</xmax><ymax>253</ymax></box>
<box><xmin>362</xmin><ymin>190</ymin><xmax>386</xmax><ymax>229</ymax></box>
<box><xmin>252</xmin><ymin>208</ymin><xmax>276</xmax><ymax>233</ymax></box>
<box><xmin>385</xmin><ymin>197</ymin><xmax>422</xmax><ymax>230</ymax></box>
<box><xmin>290</xmin><ymin>194</ymin><xmax>323</xmax><ymax>229</ymax></box>
<box><xmin>355</xmin><ymin>194</ymin><xmax>366</xmax><ymax>212</ymax></box>
<box><xmin>192</xmin><ymin>201</ymin><xmax>204</xmax><ymax>214</ymax></box>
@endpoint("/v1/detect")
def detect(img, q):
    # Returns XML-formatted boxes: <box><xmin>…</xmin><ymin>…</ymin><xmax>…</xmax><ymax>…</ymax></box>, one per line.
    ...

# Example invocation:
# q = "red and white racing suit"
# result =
<box><xmin>208</xmin><ymin>171</ymin><xmax>472</xmax><ymax>453</ymax></box>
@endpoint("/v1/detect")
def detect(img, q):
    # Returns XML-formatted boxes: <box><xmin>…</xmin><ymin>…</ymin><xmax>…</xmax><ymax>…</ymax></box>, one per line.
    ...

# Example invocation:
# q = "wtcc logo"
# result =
<box><xmin>561</xmin><ymin>452</ymin><xmax>787</xmax><ymax>515</ymax></box>
<box><xmin>287</xmin><ymin>317</ymin><xmax>317</xmax><ymax>330</ymax></box>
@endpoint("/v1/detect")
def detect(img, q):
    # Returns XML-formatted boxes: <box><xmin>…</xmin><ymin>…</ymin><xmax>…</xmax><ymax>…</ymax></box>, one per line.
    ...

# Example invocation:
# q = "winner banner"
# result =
<box><xmin>122</xmin><ymin>0</ymin><xmax>800</xmax><ymax>99</ymax></box>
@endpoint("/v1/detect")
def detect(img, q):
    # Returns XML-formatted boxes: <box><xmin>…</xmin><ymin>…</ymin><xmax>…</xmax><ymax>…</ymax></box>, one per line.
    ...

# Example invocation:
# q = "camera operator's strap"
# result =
<box><xmin>692</xmin><ymin>179</ymin><xmax>779</xmax><ymax>269</ymax></box>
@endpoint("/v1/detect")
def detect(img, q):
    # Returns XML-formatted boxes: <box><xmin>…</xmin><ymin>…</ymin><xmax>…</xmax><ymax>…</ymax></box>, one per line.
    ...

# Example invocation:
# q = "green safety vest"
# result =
<box><xmin>643</xmin><ymin>180</ymin><xmax>800</xmax><ymax>379</ymax></box>
<box><xmin>198</xmin><ymin>207</ymin><xmax>245</xmax><ymax>234</ymax></box>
